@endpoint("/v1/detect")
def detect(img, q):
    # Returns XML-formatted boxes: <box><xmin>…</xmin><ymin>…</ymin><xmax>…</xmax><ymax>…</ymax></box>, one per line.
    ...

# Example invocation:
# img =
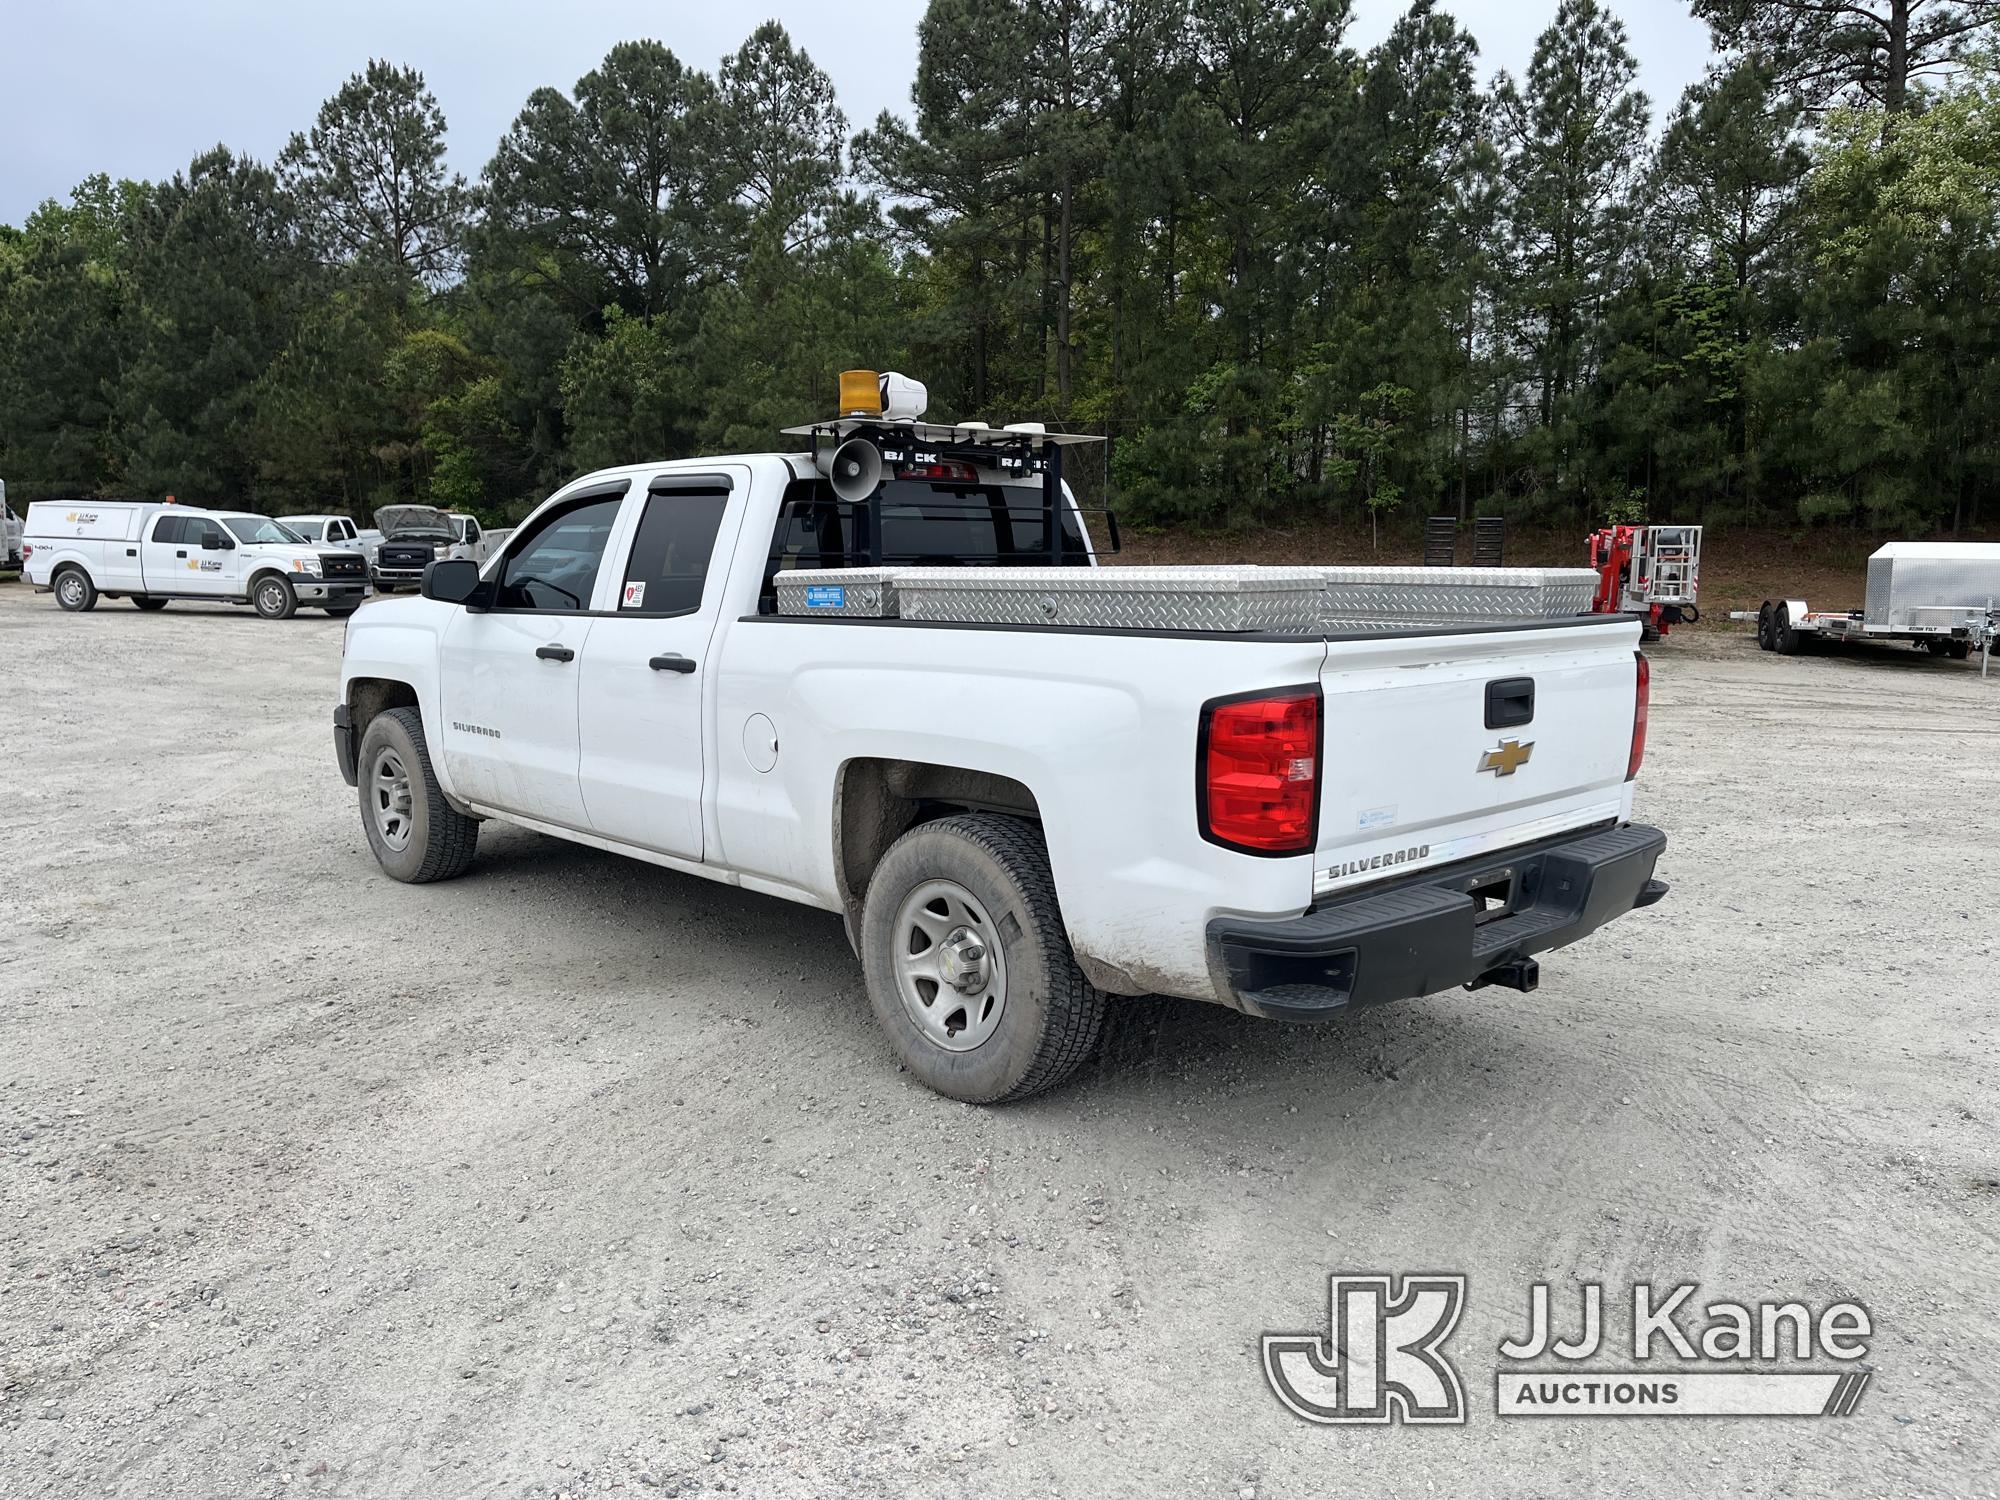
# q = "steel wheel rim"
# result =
<box><xmin>58</xmin><ymin>575</ymin><xmax>83</xmax><ymax>607</ymax></box>
<box><xmin>371</xmin><ymin>747</ymin><xmax>414</xmax><ymax>851</ymax></box>
<box><xmin>259</xmin><ymin>581</ymin><xmax>286</xmax><ymax>614</ymax></box>
<box><xmin>892</xmin><ymin>878</ymin><xmax>1007</xmax><ymax>1053</ymax></box>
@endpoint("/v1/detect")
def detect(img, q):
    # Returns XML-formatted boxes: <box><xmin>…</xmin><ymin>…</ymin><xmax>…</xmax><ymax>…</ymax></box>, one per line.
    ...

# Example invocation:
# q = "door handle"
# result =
<box><xmin>535</xmin><ymin>644</ymin><xmax>575</xmax><ymax>663</ymax></box>
<box><xmin>176</xmin><ymin>550</ymin><xmax>187</xmax><ymax>558</ymax></box>
<box><xmin>648</xmin><ymin>653</ymin><xmax>696</xmax><ymax>674</ymax></box>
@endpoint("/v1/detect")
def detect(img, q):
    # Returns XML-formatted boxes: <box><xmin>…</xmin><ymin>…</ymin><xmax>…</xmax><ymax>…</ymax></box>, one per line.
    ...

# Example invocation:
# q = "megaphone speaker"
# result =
<box><xmin>829</xmin><ymin>437</ymin><xmax>884</xmax><ymax>503</ymax></box>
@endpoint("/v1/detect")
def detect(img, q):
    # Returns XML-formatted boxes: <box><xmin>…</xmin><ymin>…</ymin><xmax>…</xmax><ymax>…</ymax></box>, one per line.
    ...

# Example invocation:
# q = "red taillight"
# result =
<box><xmin>1626</xmin><ymin>651</ymin><xmax>1650</xmax><ymax>780</ymax></box>
<box><xmin>1200</xmin><ymin>688</ymin><xmax>1321</xmax><ymax>854</ymax></box>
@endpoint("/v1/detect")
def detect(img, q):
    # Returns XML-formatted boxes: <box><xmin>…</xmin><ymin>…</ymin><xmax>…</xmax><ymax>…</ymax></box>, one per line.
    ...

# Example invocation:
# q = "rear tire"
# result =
<box><xmin>1774</xmin><ymin>605</ymin><xmax>1805</xmax><ymax>656</ymax></box>
<box><xmin>252</xmin><ymin>574</ymin><xmax>297</xmax><ymax>620</ymax></box>
<box><xmin>132</xmin><ymin>596</ymin><xmax>168</xmax><ymax>611</ymax></box>
<box><xmin>54</xmin><ymin>567</ymin><xmax>97</xmax><ymax>612</ymax></box>
<box><xmin>860</xmin><ymin>813</ymin><xmax>1106</xmax><ymax>1103</ymax></box>
<box><xmin>356</xmin><ymin>706</ymin><xmax>480</xmax><ymax>883</ymax></box>
<box><xmin>1756</xmin><ymin>601</ymin><xmax>1775</xmax><ymax>651</ymax></box>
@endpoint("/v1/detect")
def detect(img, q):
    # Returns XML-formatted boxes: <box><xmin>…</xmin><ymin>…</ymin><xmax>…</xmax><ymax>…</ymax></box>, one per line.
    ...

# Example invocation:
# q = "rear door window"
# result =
<box><xmin>620</xmin><ymin>491</ymin><xmax>729</xmax><ymax>615</ymax></box>
<box><xmin>151</xmin><ymin>515</ymin><xmax>185</xmax><ymax>544</ymax></box>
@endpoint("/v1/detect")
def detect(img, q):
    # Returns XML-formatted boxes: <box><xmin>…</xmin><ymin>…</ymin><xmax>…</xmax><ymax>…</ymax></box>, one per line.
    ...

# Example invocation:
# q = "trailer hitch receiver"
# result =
<box><xmin>1467</xmin><ymin>957</ymin><xmax>1539</xmax><ymax>994</ymax></box>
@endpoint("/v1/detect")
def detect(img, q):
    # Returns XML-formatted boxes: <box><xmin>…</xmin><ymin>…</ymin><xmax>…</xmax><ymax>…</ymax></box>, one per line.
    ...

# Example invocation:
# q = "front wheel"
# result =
<box><xmin>253</xmin><ymin>574</ymin><xmax>297</xmax><ymax>620</ymax></box>
<box><xmin>356</xmin><ymin>707</ymin><xmax>479</xmax><ymax>882</ymax></box>
<box><xmin>54</xmin><ymin>568</ymin><xmax>98</xmax><ymax>612</ymax></box>
<box><xmin>860</xmin><ymin>813</ymin><xmax>1106</xmax><ymax>1103</ymax></box>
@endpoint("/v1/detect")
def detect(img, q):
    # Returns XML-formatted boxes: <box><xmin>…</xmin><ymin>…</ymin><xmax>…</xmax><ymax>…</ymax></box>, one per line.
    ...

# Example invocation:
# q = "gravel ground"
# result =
<box><xmin>2</xmin><ymin>584</ymin><xmax>1996</xmax><ymax>1499</ymax></box>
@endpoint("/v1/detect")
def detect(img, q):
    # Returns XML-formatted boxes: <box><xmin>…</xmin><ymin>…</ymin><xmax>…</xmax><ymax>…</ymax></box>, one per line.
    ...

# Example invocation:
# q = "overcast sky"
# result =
<box><xmin>0</xmin><ymin>0</ymin><xmax>1714</xmax><ymax>227</ymax></box>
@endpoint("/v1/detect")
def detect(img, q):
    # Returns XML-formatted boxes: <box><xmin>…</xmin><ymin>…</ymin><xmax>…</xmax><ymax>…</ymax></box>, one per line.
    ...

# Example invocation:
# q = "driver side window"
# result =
<box><xmin>494</xmin><ymin>491</ymin><xmax>626</xmax><ymax>611</ymax></box>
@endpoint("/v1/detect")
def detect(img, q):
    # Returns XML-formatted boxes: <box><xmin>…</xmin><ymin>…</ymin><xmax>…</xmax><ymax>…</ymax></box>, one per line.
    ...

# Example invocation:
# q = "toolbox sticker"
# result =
<box><xmin>1358</xmin><ymin>806</ymin><xmax>1397</xmax><ymax>830</ymax></box>
<box><xmin>622</xmin><ymin>580</ymin><xmax>646</xmax><ymax>609</ymax></box>
<box><xmin>805</xmin><ymin>585</ymin><xmax>846</xmax><ymax>609</ymax></box>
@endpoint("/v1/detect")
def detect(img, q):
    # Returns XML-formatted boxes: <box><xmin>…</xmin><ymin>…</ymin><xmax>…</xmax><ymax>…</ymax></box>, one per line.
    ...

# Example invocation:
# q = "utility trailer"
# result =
<box><xmin>1731</xmin><ymin>541</ymin><xmax>2000</xmax><ymax>671</ymax></box>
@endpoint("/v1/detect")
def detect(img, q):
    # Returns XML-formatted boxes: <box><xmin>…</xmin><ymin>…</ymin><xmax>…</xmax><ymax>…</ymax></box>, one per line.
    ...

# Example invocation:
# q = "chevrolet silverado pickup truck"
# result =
<box><xmin>25</xmin><ymin>502</ymin><xmax>370</xmax><ymax>616</ymax></box>
<box><xmin>333</xmin><ymin>397</ymin><xmax>1666</xmax><ymax>1103</ymax></box>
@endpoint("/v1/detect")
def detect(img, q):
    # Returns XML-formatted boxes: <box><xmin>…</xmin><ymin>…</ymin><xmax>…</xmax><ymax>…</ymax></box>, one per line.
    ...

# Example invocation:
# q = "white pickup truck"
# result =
<box><xmin>372</xmin><ymin>506</ymin><xmax>500</xmax><ymax>590</ymax></box>
<box><xmin>279</xmin><ymin>513</ymin><xmax>384</xmax><ymax>568</ymax></box>
<box><xmin>24</xmin><ymin>502</ymin><xmax>371</xmax><ymax>617</ymax></box>
<box><xmin>334</xmin><ymin>423</ymin><xmax>1666</xmax><ymax>1102</ymax></box>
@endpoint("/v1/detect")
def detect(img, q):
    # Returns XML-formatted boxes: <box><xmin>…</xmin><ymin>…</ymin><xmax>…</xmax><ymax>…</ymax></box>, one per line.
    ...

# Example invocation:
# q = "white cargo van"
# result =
<box><xmin>22</xmin><ymin>501</ymin><xmax>370</xmax><ymax>618</ymax></box>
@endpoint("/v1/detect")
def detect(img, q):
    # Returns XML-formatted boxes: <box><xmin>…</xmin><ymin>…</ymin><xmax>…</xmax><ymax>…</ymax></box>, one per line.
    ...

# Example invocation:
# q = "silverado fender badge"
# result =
<box><xmin>1479</xmin><ymin>739</ymin><xmax>1534</xmax><ymax>776</ymax></box>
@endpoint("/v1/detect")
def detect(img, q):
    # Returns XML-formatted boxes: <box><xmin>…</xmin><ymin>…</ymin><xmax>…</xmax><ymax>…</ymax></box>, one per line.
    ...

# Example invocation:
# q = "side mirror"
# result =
<box><xmin>202</xmin><ymin>533</ymin><xmax>228</xmax><ymax>551</ymax></box>
<box><xmin>423</xmin><ymin>557</ymin><xmax>483</xmax><ymax>605</ymax></box>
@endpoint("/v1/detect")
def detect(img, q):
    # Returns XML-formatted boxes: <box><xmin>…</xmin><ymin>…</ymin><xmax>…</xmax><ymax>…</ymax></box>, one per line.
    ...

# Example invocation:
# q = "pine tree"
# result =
<box><xmin>279</xmin><ymin>60</ymin><xmax>469</xmax><ymax>284</ymax></box>
<box><xmin>1493</xmin><ymin>0</ymin><xmax>1649</xmax><ymax>504</ymax></box>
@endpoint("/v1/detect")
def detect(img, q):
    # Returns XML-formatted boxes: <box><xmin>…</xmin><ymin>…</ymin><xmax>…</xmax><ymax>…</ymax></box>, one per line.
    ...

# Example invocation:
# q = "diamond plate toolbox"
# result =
<box><xmin>1314</xmin><ymin>566</ymin><xmax>1597</xmax><ymax>630</ymax></box>
<box><xmin>774</xmin><ymin>567</ymin><xmax>902</xmax><ymax>618</ymax></box>
<box><xmin>893</xmin><ymin>565</ymin><xmax>1327</xmax><ymax>631</ymax></box>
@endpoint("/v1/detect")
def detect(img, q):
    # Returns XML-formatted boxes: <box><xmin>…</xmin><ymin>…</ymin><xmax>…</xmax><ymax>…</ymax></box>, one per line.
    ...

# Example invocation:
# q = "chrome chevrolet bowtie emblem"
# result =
<box><xmin>1479</xmin><ymin>739</ymin><xmax>1534</xmax><ymax>776</ymax></box>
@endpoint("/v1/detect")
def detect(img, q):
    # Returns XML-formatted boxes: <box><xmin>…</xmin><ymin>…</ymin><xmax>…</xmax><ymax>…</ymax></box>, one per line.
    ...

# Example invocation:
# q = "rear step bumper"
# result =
<box><xmin>1207</xmin><ymin>823</ymin><xmax>1668</xmax><ymax>1021</ymax></box>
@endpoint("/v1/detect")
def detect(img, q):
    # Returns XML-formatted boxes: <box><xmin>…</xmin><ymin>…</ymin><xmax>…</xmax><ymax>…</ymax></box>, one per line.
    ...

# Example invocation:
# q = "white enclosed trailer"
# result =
<box><xmin>1733</xmin><ymin>541</ymin><xmax>2000</xmax><ymax>668</ymax></box>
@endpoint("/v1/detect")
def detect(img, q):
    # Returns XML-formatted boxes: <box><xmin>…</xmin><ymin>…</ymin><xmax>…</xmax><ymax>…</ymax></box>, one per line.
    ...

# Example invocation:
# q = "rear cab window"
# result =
<box><xmin>762</xmin><ymin>476</ymin><xmax>1090</xmax><ymax>612</ymax></box>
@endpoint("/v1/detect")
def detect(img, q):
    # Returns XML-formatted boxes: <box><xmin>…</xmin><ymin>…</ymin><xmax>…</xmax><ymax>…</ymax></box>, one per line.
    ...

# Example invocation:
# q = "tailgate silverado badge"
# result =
<box><xmin>1479</xmin><ymin>739</ymin><xmax>1534</xmax><ymax>777</ymax></box>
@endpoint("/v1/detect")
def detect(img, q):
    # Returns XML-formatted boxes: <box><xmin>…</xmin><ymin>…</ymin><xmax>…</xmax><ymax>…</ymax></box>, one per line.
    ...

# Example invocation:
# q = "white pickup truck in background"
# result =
<box><xmin>279</xmin><ymin>513</ymin><xmax>384</xmax><ymax>568</ymax></box>
<box><xmin>24</xmin><ymin>501</ymin><xmax>371</xmax><ymax>617</ymax></box>
<box><xmin>333</xmin><ymin>385</ymin><xmax>1666</xmax><ymax>1102</ymax></box>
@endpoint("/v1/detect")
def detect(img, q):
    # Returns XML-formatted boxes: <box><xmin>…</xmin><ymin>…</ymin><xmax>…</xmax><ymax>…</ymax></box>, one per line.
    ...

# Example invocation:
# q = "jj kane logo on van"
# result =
<box><xmin>1264</xmin><ymin>1275</ymin><xmax>1874</xmax><ymax>1424</ymax></box>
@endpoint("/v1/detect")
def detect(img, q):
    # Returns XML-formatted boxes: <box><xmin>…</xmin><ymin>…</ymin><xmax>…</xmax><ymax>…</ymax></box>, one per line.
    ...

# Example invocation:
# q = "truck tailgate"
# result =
<box><xmin>1314</xmin><ymin>621</ymin><xmax>1642</xmax><ymax>898</ymax></box>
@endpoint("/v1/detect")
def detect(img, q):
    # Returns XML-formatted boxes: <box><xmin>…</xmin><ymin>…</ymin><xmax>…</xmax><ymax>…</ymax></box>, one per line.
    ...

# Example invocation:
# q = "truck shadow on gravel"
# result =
<box><xmin>462</xmin><ymin>822</ymin><xmax>1462</xmax><ymax>1106</ymax></box>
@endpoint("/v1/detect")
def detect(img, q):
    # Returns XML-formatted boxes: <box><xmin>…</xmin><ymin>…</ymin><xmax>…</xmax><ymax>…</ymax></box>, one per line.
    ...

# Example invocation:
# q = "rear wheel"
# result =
<box><xmin>1774</xmin><ymin>605</ymin><xmax>1805</xmax><ymax>656</ymax></box>
<box><xmin>252</xmin><ymin>573</ymin><xmax>297</xmax><ymax>620</ymax></box>
<box><xmin>860</xmin><ymin>813</ymin><xmax>1106</xmax><ymax>1103</ymax></box>
<box><xmin>356</xmin><ymin>706</ymin><xmax>479</xmax><ymax>883</ymax></box>
<box><xmin>1756</xmin><ymin>601</ymin><xmax>1775</xmax><ymax>651</ymax></box>
<box><xmin>132</xmin><ymin>596</ymin><xmax>168</xmax><ymax>611</ymax></box>
<box><xmin>54</xmin><ymin>567</ymin><xmax>97</xmax><ymax>612</ymax></box>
